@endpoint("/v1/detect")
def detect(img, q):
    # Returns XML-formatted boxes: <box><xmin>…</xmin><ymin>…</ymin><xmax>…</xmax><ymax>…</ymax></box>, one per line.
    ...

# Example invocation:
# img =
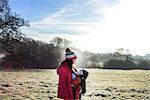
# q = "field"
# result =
<box><xmin>0</xmin><ymin>69</ymin><xmax>149</xmax><ymax>100</ymax></box>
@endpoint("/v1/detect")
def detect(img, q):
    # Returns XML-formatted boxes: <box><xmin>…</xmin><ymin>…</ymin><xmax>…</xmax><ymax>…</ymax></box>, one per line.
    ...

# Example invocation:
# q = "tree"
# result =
<box><xmin>50</xmin><ymin>37</ymin><xmax>72</xmax><ymax>63</ymax></box>
<box><xmin>137</xmin><ymin>60</ymin><xmax>150</xmax><ymax>70</ymax></box>
<box><xmin>88</xmin><ymin>54</ymin><xmax>101</xmax><ymax>68</ymax></box>
<box><xmin>50</xmin><ymin>37</ymin><xmax>71</xmax><ymax>49</ymax></box>
<box><xmin>103</xmin><ymin>59</ymin><xmax>136</xmax><ymax>69</ymax></box>
<box><xmin>0</xmin><ymin>0</ymin><xmax>29</xmax><ymax>53</ymax></box>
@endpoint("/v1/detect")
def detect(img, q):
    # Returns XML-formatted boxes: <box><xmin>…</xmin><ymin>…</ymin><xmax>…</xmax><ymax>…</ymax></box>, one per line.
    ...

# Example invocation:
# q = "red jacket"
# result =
<box><xmin>57</xmin><ymin>63</ymin><xmax>73</xmax><ymax>100</ymax></box>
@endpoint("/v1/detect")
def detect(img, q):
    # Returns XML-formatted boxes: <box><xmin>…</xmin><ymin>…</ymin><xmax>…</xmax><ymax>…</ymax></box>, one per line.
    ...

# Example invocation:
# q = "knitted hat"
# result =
<box><xmin>65</xmin><ymin>48</ymin><xmax>77</xmax><ymax>60</ymax></box>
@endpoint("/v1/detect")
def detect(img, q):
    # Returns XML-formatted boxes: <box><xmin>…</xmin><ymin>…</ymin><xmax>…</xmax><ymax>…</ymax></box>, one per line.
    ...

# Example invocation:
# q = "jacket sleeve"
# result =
<box><xmin>72</xmin><ymin>75</ymin><xmax>81</xmax><ymax>85</ymax></box>
<box><xmin>58</xmin><ymin>68</ymin><xmax>69</xmax><ymax>98</ymax></box>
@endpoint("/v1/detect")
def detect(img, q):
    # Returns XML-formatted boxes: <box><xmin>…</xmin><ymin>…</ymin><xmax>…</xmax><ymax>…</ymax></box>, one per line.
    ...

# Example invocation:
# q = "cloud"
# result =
<box><xmin>23</xmin><ymin>0</ymin><xmax>150</xmax><ymax>55</ymax></box>
<box><xmin>24</xmin><ymin>0</ymin><xmax>118</xmax><ymax>35</ymax></box>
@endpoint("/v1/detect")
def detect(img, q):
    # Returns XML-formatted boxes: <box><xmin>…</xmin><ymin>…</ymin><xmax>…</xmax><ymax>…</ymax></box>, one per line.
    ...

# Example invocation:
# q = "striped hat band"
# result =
<box><xmin>65</xmin><ymin>51</ymin><xmax>77</xmax><ymax>60</ymax></box>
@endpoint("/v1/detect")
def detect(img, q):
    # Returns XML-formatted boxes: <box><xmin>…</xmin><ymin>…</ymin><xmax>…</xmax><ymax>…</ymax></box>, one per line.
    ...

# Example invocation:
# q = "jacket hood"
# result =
<box><xmin>57</xmin><ymin>62</ymin><xmax>69</xmax><ymax>75</ymax></box>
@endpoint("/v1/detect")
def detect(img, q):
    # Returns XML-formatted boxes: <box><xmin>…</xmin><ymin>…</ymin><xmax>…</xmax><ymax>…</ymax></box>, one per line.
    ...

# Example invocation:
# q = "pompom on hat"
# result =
<box><xmin>65</xmin><ymin>48</ymin><xmax>77</xmax><ymax>60</ymax></box>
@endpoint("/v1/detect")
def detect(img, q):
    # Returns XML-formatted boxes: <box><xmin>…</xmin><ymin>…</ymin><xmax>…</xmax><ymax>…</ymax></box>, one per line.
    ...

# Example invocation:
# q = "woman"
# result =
<box><xmin>65</xmin><ymin>48</ymin><xmax>81</xmax><ymax>99</ymax></box>
<box><xmin>57</xmin><ymin>48</ymin><xmax>81</xmax><ymax>100</ymax></box>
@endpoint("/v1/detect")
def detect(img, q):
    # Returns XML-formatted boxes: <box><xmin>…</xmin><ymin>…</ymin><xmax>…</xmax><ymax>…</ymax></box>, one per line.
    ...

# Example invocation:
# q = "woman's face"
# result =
<box><xmin>72</xmin><ymin>59</ymin><xmax>76</xmax><ymax>64</ymax></box>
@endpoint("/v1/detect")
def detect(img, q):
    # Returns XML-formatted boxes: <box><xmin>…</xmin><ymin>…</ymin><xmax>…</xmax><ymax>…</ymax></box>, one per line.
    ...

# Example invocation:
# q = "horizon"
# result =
<box><xmin>9</xmin><ymin>0</ymin><xmax>150</xmax><ymax>56</ymax></box>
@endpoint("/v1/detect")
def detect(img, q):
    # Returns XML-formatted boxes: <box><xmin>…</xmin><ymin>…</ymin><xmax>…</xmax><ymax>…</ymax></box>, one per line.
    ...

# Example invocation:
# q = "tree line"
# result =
<box><xmin>78</xmin><ymin>48</ymin><xmax>150</xmax><ymax>70</ymax></box>
<box><xmin>0</xmin><ymin>0</ymin><xmax>64</xmax><ymax>69</ymax></box>
<box><xmin>0</xmin><ymin>0</ymin><xmax>150</xmax><ymax>70</ymax></box>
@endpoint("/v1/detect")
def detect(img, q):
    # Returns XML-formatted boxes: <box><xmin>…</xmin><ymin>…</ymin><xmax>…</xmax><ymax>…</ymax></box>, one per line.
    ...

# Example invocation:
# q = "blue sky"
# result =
<box><xmin>9</xmin><ymin>0</ymin><xmax>150</xmax><ymax>55</ymax></box>
<box><xmin>10</xmin><ymin>0</ymin><xmax>72</xmax><ymax>21</ymax></box>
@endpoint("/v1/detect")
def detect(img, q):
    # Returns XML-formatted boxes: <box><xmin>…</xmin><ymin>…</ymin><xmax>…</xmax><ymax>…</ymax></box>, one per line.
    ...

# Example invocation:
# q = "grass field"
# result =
<box><xmin>0</xmin><ymin>69</ymin><xmax>149</xmax><ymax>100</ymax></box>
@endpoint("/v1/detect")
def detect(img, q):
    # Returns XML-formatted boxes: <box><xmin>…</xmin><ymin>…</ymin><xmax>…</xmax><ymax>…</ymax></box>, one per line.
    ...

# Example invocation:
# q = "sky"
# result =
<box><xmin>9</xmin><ymin>0</ymin><xmax>150</xmax><ymax>55</ymax></box>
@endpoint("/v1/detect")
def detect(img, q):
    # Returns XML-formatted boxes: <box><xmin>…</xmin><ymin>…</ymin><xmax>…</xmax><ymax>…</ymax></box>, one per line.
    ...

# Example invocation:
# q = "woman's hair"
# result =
<box><xmin>66</xmin><ymin>48</ymin><xmax>71</xmax><ymax>52</ymax></box>
<box><xmin>61</xmin><ymin>59</ymin><xmax>73</xmax><ymax>69</ymax></box>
